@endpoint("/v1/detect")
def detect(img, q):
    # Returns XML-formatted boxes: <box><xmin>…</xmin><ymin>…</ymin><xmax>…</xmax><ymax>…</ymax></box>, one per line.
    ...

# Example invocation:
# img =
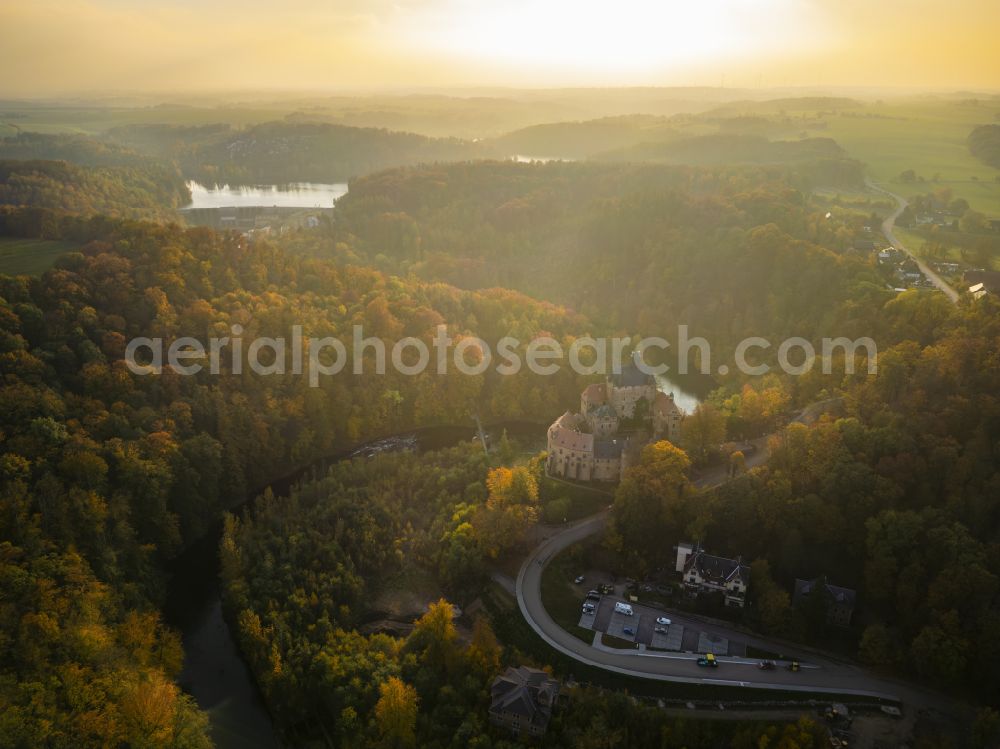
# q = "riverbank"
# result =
<box><xmin>163</xmin><ymin>420</ymin><xmax>546</xmax><ymax>748</ymax></box>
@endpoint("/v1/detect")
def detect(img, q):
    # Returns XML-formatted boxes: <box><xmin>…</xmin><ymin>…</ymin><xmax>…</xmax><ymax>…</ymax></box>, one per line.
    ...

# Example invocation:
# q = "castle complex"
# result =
<box><xmin>546</xmin><ymin>355</ymin><xmax>684</xmax><ymax>482</ymax></box>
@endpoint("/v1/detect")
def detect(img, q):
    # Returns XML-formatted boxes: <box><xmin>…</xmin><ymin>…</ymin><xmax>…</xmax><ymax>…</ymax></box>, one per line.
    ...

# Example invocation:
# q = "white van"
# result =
<box><xmin>614</xmin><ymin>602</ymin><xmax>633</xmax><ymax>616</ymax></box>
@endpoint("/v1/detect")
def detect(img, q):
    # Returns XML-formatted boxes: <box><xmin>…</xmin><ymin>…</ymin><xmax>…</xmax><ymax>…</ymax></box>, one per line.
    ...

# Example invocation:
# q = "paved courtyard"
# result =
<box><xmin>578</xmin><ymin>596</ymin><xmax>688</xmax><ymax>650</ymax></box>
<box><xmin>697</xmin><ymin>631</ymin><xmax>729</xmax><ymax>655</ymax></box>
<box><xmin>573</xmin><ymin>594</ymin><xmax>762</xmax><ymax>657</ymax></box>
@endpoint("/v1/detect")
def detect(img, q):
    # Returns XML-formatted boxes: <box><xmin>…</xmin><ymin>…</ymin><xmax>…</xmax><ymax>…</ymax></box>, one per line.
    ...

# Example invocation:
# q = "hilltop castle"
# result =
<box><xmin>546</xmin><ymin>354</ymin><xmax>684</xmax><ymax>482</ymax></box>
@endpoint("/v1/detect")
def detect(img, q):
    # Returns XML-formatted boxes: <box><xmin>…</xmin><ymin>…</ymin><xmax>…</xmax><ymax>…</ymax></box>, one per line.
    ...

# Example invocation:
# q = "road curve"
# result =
<box><xmin>867</xmin><ymin>179</ymin><xmax>960</xmax><ymax>304</ymax></box>
<box><xmin>515</xmin><ymin>399</ymin><xmax>964</xmax><ymax>713</ymax></box>
<box><xmin>517</xmin><ymin>514</ymin><xmax>968</xmax><ymax>716</ymax></box>
<box><xmin>516</xmin><ymin>512</ymin><xmax>907</xmax><ymax>698</ymax></box>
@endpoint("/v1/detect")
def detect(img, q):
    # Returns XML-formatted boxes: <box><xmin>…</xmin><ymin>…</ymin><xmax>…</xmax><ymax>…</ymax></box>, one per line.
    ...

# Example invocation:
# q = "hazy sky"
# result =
<box><xmin>1</xmin><ymin>0</ymin><xmax>997</xmax><ymax>95</ymax></box>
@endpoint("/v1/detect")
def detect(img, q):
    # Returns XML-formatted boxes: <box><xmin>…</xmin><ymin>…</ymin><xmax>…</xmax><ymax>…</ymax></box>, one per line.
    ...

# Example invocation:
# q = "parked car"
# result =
<box><xmin>697</xmin><ymin>653</ymin><xmax>718</xmax><ymax>667</ymax></box>
<box><xmin>654</xmin><ymin>626</ymin><xmax>667</xmax><ymax>635</ymax></box>
<box><xmin>582</xmin><ymin>603</ymin><xmax>595</xmax><ymax>614</ymax></box>
<box><xmin>622</xmin><ymin>626</ymin><xmax>635</xmax><ymax>636</ymax></box>
<box><xmin>614</xmin><ymin>602</ymin><xmax>633</xmax><ymax>616</ymax></box>
<box><xmin>758</xmin><ymin>660</ymin><xmax>776</xmax><ymax>670</ymax></box>
<box><xmin>655</xmin><ymin>616</ymin><xmax>671</xmax><ymax>626</ymax></box>
<box><xmin>586</xmin><ymin>590</ymin><xmax>601</xmax><ymax>600</ymax></box>
<box><xmin>574</xmin><ymin>575</ymin><xmax>585</xmax><ymax>584</ymax></box>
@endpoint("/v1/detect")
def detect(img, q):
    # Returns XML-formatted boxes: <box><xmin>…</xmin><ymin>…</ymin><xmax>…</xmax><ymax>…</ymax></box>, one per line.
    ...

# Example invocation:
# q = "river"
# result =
<box><xmin>163</xmin><ymin>374</ymin><xmax>712</xmax><ymax>747</ymax></box>
<box><xmin>163</xmin><ymin>421</ymin><xmax>546</xmax><ymax>749</ymax></box>
<box><xmin>655</xmin><ymin>370</ymin><xmax>716</xmax><ymax>414</ymax></box>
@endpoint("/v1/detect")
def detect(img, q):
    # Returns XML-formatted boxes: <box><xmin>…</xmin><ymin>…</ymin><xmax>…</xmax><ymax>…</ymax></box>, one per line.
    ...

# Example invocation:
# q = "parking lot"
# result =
<box><xmin>578</xmin><ymin>596</ymin><xmax>686</xmax><ymax>650</ymax></box>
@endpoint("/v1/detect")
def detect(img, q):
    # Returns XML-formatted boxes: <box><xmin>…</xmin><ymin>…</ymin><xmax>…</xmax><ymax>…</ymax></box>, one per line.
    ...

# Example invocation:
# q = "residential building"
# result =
<box><xmin>488</xmin><ymin>666</ymin><xmax>559</xmax><ymax>738</ymax></box>
<box><xmin>793</xmin><ymin>577</ymin><xmax>857</xmax><ymax>627</ymax></box>
<box><xmin>677</xmin><ymin>542</ymin><xmax>750</xmax><ymax>607</ymax></box>
<box><xmin>965</xmin><ymin>269</ymin><xmax>1000</xmax><ymax>294</ymax></box>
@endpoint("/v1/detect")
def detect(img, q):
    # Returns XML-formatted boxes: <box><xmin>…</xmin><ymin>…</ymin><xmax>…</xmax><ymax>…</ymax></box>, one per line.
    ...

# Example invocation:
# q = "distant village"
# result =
<box><xmin>858</xmin><ymin>194</ymin><xmax>1000</xmax><ymax>299</ymax></box>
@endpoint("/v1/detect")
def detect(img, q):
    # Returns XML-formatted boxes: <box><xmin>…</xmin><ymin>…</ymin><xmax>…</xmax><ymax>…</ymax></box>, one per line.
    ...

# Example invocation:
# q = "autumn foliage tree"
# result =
<box><xmin>374</xmin><ymin>677</ymin><xmax>419</xmax><ymax>749</ymax></box>
<box><xmin>472</xmin><ymin>465</ymin><xmax>539</xmax><ymax>558</ymax></box>
<box><xmin>610</xmin><ymin>440</ymin><xmax>694</xmax><ymax>572</ymax></box>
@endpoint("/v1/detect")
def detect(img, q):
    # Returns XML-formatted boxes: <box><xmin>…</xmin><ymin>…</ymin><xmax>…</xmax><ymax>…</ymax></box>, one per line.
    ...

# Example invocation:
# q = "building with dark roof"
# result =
<box><xmin>488</xmin><ymin>666</ymin><xmax>559</xmax><ymax>738</ymax></box>
<box><xmin>677</xmin><ymin>542</ymin><xmax>750</xmax><ymax>607</ymax></box>
<box><xmin>547</xmin><ymin>352</ymin><xmax>685</xmax><ymax>483</ymax></box>
<box><xmin>609</xmin><ymin>357</ymin><xmax>655</xmax><ymax>389</ymax></box>
<box><xmin>794</xmin><ymin>577</ymin><xmax>857</xmax><ymax>627</ymax></box>
<box><xmin>964</xmin><ymin>269</ymin><xmax>1000</xmax><ymax>294</ymax></box>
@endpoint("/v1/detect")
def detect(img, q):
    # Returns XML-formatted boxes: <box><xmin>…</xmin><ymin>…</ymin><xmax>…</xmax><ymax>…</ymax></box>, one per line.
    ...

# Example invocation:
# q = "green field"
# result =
<box><xmin>819</xmin><ymin>99</ymin><xmax>1000</xmax><ymax>215</ymax></box>
<box><xmin>678</xmin><ymin>97</ymin><xmax>1000</xmax><ymax>215</ymax></box>
<box><xmin>0</xmin><ymin>237</ymin><xmax>78</xmax><ymax>276</ymax></box>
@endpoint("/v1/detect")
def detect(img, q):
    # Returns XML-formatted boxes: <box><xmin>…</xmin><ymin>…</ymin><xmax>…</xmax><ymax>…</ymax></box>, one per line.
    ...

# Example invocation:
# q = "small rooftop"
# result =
<box><xmin>684</xmin><ymin>547</ymin><xmax>749</xmax><ymax>584</ymax></box>
<box><xmin>793</xmin><ymin>577</ymin><xmax>857</xmax><ymax>608</ymax></box>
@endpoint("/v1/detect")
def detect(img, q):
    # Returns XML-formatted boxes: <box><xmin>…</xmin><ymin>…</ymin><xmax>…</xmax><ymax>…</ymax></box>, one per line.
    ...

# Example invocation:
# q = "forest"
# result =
<box><xmin>969</xmin><ymin>124</ymin><xmax>1000</xmax><ymax>169</ymax></box>
<box><xmin>104</xmin><ymin>122</ymin><xmax>494</xmax><ymax>186</ymax></box>
<box><xmin>0</xmin><ymin>158</ymin><xmax>190</xmax><ymax>221</ymax></box>
<box><xmin>218</xmin><ymin>443</ymin><xmax>837</xmax><ymax>747</ymax></box>
<box><xmin>326</xmin><ymin>160</ymin><xmax>881</xmax><ymax>357</ymax></box>
<box><xmin>609</xmin><ymin>290</ymin><xmax>1000</xmax><ymax>694</ymax></box>
<box><xmin>0</xmin><ymin>203</ymin><xmax>599</xmax><ymax>746</ymax></box>
<box><xmin>0</xmin><ymin>134</ymin><xmax>998</xmax><ymax>747</ymax></box>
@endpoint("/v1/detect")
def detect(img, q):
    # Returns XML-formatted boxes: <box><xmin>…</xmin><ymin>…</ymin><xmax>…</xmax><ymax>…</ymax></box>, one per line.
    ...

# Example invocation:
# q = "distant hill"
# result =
<box><xmin>589</xmin><ymin>134</ymin><xmax>863</xmax><ymax>187</ymax></box>
<box><xmin>0</xmin><ymin>131</ymin><xmax>157</xmax><ymax>168</ymax></box>
<box><xmin>489</xmin><ymin>115</ymin><xmax>678</xmax><ymax>160</ymax></box>
<box><xmin>704</xmin><ymin>96</ymin><xmax>863</xmax><ymax>115</ymax></box>
<box><xmin>592</xmin><ymin>133</ymin><xmax>846</xmax><ymax>164</ymax></box>
<box><xmin>107</xmin><ymin>121</ymin><xmax>496</xmax><ymax>185</ymax></box>
<box><xmin>969</xmin><ymin>124</ymin><xmax>1000</xmax><ymax>169</ymax></box>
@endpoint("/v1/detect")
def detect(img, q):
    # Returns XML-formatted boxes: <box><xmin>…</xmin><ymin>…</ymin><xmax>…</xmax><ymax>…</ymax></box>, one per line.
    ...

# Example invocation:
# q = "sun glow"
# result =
<box><xmin>400</xmin><ymin>0</ymin><xmax>834</xmax><ymax>81</ymax></box>
<box><xmin>0</xmin><ymin>0</ymin><xmax>997</xmax><ymax>93</ymax></box>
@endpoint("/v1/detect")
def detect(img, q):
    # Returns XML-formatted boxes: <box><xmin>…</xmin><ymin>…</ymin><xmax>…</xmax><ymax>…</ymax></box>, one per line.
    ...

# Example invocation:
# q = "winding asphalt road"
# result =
<box><xmin>867</xmin><ymin>179</ymin><xmax>960</xmax><ymax>304</ymax></box>
<box><xmin>516</xmin><ymin>512</ymin><xmax>911</xmax><ymax>699</ymax></box>
<box><xmin>516</xmin><ymin>405</ymin><xmax>960</xmax><ymax>709</ymax></box>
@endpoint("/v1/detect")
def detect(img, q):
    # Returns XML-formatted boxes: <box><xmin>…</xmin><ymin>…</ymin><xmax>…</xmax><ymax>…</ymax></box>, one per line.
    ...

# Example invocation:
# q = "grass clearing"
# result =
<box><xmin>0</xmin><ymin>237</ymin><xmax>78</xmax><ymax>276</ymax></box>
<box><xmin>539</xmin><ymin>546</ymin><xmax>593</xmax><ymax>644</ymax></box>
<box><xmin>539</xmin><ymin>475</ymin><xmax>611</xmax><ymax>524</ymax></box>
<box><xmin>371</xmin><ymin>566</ymin><xmax>443</xmax><ymax>620</ymax></box>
